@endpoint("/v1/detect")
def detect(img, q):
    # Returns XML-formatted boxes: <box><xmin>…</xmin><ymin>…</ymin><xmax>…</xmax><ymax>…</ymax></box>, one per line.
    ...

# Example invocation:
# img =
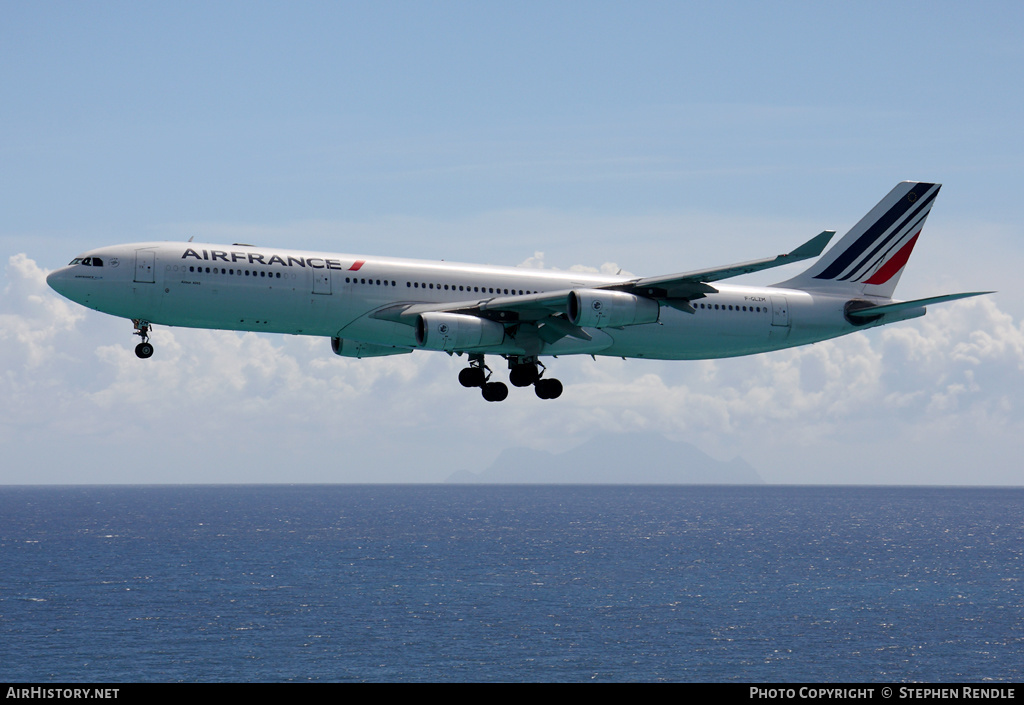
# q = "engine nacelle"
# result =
<box><xmin>331</xmin><ymin>337</ymin><xmax>413</xmax><ymax>358</ymax></box>
<box><xmin>415</xmin><ymin>312</ymin><xmax>505</xmax><ymax>351</ymax></box>
<box><xmin>567</xmin><ymin>289</ymin><xmax>660</xmax><ymax>328</ymax></box>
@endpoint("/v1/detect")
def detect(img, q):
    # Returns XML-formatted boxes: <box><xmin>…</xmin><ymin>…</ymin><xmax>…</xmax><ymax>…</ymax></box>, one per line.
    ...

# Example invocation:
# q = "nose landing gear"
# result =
<box><xmin>132</xmin><ymin>319</ymin><xmax>154</xmax><ymax>359</ymax></box>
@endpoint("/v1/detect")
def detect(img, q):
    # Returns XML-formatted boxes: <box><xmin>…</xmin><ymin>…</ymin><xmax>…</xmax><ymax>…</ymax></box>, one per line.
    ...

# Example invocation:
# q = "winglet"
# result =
<box><xmin>788</xmin><ymin>230</ymin><xmax>835</xmax><ymax>259</ymax></box>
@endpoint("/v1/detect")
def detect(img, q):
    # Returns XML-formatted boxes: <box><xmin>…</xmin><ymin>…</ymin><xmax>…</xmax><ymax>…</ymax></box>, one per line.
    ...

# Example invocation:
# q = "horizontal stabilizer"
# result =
<box><xmin>846</xmin><ymin>291</ymin><xmax>994</xmax><ymax>318</ymax></box>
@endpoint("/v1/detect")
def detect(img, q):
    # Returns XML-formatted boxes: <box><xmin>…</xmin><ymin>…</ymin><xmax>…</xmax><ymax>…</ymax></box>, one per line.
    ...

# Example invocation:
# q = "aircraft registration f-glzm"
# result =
<box><xmin>47</xmin><ymin>182</ymin><xmax>989</xmax><ymax>401</ymax></box>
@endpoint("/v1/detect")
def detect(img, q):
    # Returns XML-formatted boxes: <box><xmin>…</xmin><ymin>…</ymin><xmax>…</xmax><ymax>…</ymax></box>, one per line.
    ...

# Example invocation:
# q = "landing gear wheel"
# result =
<box><xmin>459</xmin><ymin>367</ymin><xmax>487</xmax><ymax>388</ymax></box>
<box><xmin>461</xmin><ymin>354</ymin><xmax>491</xmax><ymax>390</ymax></box>
<box><xmin>481</xmin><ymin>382</ymin><xmax>509</xmax><ymax>402</ymax></box>
<box><xmin>535</xmin><ymin>378</ymin><xmax>563</xmax><ymax>400</ymax></box>
<box><xmin>132</xmin><ymin>319</ymin><xmax>153</xmax><ymax>359</ymax></box>
<box><xmin>509</xmin><ymin>363</ymin><xmax>540</xmax><ymax>387</ymax></box>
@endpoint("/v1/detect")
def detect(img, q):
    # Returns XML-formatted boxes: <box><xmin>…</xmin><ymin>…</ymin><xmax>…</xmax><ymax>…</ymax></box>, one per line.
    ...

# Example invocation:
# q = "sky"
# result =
<box><xmin>2</xmin><ymin>1</ymin><xmax>1023</xmax><ymax>484</ymax></box>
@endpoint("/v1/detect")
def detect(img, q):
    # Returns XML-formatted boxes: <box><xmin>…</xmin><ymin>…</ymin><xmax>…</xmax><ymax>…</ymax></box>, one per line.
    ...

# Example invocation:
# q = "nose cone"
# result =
<box><xmin>46</xmin><ymin>265</ymin><xmax>87</xmax><ymax>305</ymax></box>
<box><xmin>46</xmin><ymin>267</ymin><xmax>70</xmax><ymax>297</ymax></box>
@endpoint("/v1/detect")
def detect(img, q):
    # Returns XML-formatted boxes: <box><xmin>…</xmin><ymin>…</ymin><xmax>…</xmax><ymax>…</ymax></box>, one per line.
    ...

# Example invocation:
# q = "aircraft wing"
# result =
<box><xmin>371</xmin><ymin>230</ymin><xmax>836</xmax><ymax>339</ymax></box>
<box><xmin>374</xmin><ymin>289</ymin><xmax>573</xmax><ymax>324</ymax></box>
<box><xmin>371</xmin><ymin>290</ymin><xmax>593</xmax><ymax>343</ymax></box>
<box><xmin>607</xmin><ymin>230</ymin><xmax>835</xmax><ymax>298</ymax></box>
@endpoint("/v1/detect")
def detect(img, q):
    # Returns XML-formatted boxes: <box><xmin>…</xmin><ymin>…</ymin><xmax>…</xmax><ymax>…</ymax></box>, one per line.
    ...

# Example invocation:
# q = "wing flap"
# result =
<box><xmin>370</xmin><ymin>290</ymin><xmax>575</xmax><ymax>326</ymax></box>
<box><xmin>478</xmin><ymin>290</ymin><xmax>572</xmax><ymax>319</ymax></box>
<box><xmin>537</xmin><ymin>314</ymin><xmax>593</xmax><ymax>341</ymax></box>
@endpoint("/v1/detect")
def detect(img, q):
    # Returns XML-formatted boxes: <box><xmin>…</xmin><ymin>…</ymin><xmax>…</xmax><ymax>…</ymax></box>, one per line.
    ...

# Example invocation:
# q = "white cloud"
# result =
<box><xmin>516</xmin><ymin>250</ymin><xmax>633</xmax><ymax>278</ymax></box>
<box><xmin>1</xmin><ymin>253</ymin><xmax>1020</xmax><ymax>485</ymax></box>
<box><xmin>0</xmin><ymin>254</ymin><xmax>85</xmax><ymax>368</ymax></box>
<box><xmin>491</xmin><ymin>296</ymin><xmax>1024</xmax><ymax>483</ymax></box>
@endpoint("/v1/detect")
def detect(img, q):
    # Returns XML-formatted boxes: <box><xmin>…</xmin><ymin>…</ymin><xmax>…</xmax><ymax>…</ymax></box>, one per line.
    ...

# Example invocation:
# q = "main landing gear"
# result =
<box><xmin>459</xmin><ymin>355</ymin><xmax>508</xmax><ymax>402</ymax></box>
<box><xmin>458</xmin><ymin>355</ymin><xmax>563</xmax><ymax>402</ymax></box>
<box><xmin>132</xmin><ymin>319</ymin><xmax>154</xmax><ymax>359</ymax></box>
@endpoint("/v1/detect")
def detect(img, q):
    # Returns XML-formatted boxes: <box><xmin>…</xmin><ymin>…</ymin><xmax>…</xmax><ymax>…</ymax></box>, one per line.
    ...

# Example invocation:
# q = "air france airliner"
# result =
<box><xmin>47</xmin><ymin>182</ymin><xmax>989</xmax><ymax>401</ymax></box>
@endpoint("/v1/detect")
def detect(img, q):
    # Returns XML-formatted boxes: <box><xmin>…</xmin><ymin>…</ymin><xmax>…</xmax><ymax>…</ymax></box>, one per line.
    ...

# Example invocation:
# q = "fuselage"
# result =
<box><xmin>45</xmin><ymin>240</ymin><xmax>904</xmax><ymax>361</ymax></box>
<box><xmin>43</xmin><ymin>183</ymin><xmax>986</xmax><ymax>403</ymax></box>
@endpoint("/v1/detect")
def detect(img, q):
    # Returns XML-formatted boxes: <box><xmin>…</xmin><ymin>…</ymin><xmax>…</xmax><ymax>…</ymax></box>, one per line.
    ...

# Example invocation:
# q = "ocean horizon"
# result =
<box><xmin>2</xmin><ymin>484</ymin><xmax>1020</xmax><ymax>682</ymax></box>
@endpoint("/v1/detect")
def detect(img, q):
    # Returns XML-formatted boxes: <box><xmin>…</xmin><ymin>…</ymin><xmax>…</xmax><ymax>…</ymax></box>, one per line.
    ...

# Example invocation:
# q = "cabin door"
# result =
<box><xmin>312</xmin><ymin>269</ymin><xmax>332</xmax><ymax>295</ymax></box>
<box><xmin>770</xmin><ymin>296</ymin><xmax>790</xmax><ymax>327</ymax></box>
<box><xmin>134</xmin><ymin>250</ymin><xmax>155</xmax><ymax>283</ymax></box>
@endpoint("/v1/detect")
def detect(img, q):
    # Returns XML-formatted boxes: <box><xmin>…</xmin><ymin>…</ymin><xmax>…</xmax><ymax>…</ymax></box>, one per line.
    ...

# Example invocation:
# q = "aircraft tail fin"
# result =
<box><xmin>775</xmin><ymin>181</ymin><xmax>941</xmax><ymax>298</ymax></box>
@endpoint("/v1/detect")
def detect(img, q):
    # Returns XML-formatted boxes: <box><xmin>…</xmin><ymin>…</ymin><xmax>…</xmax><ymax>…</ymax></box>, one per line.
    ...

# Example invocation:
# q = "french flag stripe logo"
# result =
<box><xmin>814</xmin><ymin>183</ymin><xmax>939</xmax><ymax>282</ymax></box>
<box><xmin>863</xmin><ymin>233</ymin><xmax>920</xmax><ymax>285</ymax></box>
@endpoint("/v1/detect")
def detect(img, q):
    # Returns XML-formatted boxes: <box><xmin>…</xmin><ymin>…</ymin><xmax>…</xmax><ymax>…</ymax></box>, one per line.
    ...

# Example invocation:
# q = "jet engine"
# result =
<box><xmin>331</xmin><ymin>337</ymin><xmax>413</xmax><ymax>358</ymax></box>
<box><xmin>415</xmin><ymin>312</ymin><xmax>506</xmax><ymax>351</ymax></box>
<box><xmin>567</xmin><ymin>289</ymin><xmax>660</xmax><ymax>328</ymax></box>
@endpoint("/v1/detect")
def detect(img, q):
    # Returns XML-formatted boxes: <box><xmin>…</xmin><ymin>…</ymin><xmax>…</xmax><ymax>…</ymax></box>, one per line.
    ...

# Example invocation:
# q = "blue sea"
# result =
<box><xmin>0</xmin><ymin>485</ymin><xmax>1021</xmax><ymax>683</ymax></box>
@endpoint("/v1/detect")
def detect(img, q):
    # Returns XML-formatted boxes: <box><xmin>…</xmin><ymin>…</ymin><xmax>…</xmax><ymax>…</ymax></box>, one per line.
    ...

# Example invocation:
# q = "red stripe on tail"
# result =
<box><xmin>864</xmin><ymin>233</ymin><xmax>919</xmax><ymax>285</ymax></box>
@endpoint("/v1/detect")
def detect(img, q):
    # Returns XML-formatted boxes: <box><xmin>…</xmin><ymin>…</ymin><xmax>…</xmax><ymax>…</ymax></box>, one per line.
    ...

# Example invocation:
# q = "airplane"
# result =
<box><xmin>46</xmin><ymin>181</ymin><xmax>990</xmax><ymax>402</ymax></box>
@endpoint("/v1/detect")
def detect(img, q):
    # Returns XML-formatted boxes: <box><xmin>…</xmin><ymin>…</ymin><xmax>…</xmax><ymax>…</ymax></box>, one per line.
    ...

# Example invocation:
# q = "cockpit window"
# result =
<box><xmin>73</xmin><ymin>257</ymin><xmax>104</xmax><ymax>266</ymax></box>
<box><xmin>91</xmin><ymin>257</ymin><xmax>103</xmax><ymax>266</ymax></box>
<box><xmin>70</xmin><ymin>258</ymin><xmax>83</xmax><ymax>265</ymax></box>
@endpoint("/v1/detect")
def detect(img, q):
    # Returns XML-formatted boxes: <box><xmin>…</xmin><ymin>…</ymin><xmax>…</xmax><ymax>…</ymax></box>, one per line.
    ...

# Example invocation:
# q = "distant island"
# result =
<box><xmin>447</xmin><ymin>433</ymin><xmax>763</xmax><ymax>484</ymax></box>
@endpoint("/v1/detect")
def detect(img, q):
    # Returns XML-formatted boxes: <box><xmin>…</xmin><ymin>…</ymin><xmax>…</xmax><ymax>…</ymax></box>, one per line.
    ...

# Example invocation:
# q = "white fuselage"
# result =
<box><xmin>46</xmin><ymin>241</ymin><xmax>906</xmax><ymax>361</ymax></box>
